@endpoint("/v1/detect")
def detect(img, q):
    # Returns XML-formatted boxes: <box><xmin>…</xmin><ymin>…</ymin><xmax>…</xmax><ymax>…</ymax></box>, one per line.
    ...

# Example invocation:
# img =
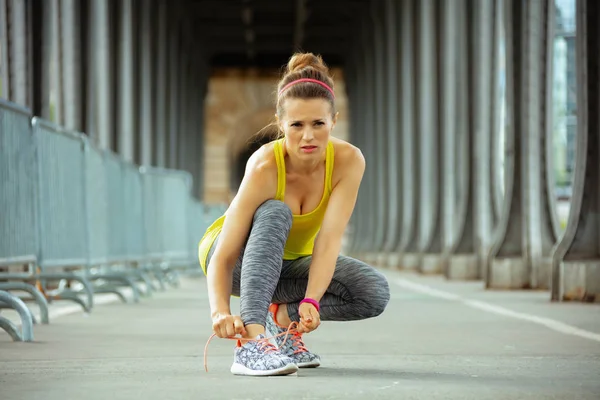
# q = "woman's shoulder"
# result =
<box><xmin>245</xmin><ymin>140</ymin><xmax>279</xmax><ymax>178</ymax></box>
<box><xmin>330</xmin><ymin>137</ymin><xmax>365</xmax><ymax>186</ymax></box>
<box><xmin>330</xmin><ymin>137</ymin><xmax>365</xmax><ymax>168</ymax></box>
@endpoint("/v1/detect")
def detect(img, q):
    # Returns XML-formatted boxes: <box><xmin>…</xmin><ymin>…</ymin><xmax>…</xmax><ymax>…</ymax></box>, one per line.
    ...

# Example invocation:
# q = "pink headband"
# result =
<box><xmin>278</xmin><ymin>78</ymin><xmax>335</xmax><ymax>99</ymax></box>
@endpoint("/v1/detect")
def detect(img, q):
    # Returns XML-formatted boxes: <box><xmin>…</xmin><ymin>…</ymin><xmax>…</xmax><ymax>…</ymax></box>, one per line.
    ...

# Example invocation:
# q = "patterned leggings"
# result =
<box><xmin>206</xmin><ymin>200</ymin><xmax>390</xmax><ymax>326</ymax></box>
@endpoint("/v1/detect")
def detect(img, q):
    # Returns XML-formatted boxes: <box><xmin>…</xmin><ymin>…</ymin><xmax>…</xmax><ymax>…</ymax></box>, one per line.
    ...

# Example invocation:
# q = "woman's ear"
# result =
<box><xmin>332</xmin><ymin>112</ymin><xmax>339</xmax><ymax>129</ymax></box>
<box><xmin>275</xmin><ymin>114</ymin><xmax>284</xmax><ymax>133</ymax></box>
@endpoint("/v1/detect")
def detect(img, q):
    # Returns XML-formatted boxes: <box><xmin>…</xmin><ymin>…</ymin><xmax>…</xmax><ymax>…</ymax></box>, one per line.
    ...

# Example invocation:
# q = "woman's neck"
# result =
<box><xmin>283</xmin><ymin>142</ymin><xmax>326</xmax><ymax>175</ymax></box>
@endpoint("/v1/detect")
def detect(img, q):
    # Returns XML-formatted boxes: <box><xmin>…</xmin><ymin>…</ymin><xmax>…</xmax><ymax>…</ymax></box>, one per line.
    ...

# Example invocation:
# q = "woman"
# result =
<box><xmin>199</xmin><ymin>52</ymin><xmax>390</xmax><ymax>376</ymax></box>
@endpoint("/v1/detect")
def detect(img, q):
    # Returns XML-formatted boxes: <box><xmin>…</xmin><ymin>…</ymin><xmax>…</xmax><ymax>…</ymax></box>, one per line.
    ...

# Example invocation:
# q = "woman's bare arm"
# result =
<box><xmin>305</xmin><ymin>145</ymin><xmax>365</xmax><ymax>303</ymax></box>
<box><xmin>206</xmin><ymin>148</ymin><xmax>277</xmax><ymax>319</ymax></box>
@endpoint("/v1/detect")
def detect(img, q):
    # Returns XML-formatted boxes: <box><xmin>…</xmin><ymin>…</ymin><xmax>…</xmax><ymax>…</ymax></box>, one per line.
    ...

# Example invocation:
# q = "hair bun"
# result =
<box><xmin>286</xmin><ymin>53</ymin><xmax>330</xmax><ymax>75</ymax></box>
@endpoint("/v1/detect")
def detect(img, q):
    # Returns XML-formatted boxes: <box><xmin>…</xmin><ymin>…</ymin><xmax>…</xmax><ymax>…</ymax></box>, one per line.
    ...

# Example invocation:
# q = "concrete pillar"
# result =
<box><xmin>60</xmin><ymin>0</ymin><xmax>82</xmax><ymax>132</ymax></box>
<box><xmin>398</xmin><ymin>0</ymin><xmax>419</xmax><ymax>270</ymax></box>
<box><xmin>346</xmin><ymin>27</ymin><xmax>365</xmax><ymax>257</ymax></box>
<box><xmin>445</xmin><ymin>0</ymin><xmax>479</xmax><ymax>280</ymax></box>
<box><xmin>360</xmin><ymin>13</ymin><xmax>376</xmax><ymax>259</ymax></box>
<box><xmin>167</xmin><ymin>6</ymin><xmax>180</xmax><ymax>169</ymax></box>
<box><xmin>155</xmin><ymin>0</ymin><xmax>168</xmax><ymax>167</ymax></box>
<box><xmin>416</xmin><ymin>0</ymin><xmax>444</xmax><ymax>275</ymax></box>
<box><xmin>51</xmin><ymin>0</ymin><xmax>63</xmax><ymax>125</ymax></box>
<box><xmin>369</xmin><ymin>0</ymin><xmax>388</xmax><ymax>267</ymax></box>
<box><xmin>8</xmin><ymin>0</ymin><xmax>28</xmax><ymax>107</ymax></box>
<box><xmin>0</xmin><ymin>0</ymin><xmax>8</xmax><ymax>99</ymax></box>
<box><xmin>344</xmin><ymin>53</ymin><xmax>359</xmax><ymax>255</ymax></box>
<box><xmin>117</xmin><ymin>0</ymin><xmax>135</xmax><ymax>162</ymax></box>
<box><xmin>486</xmin><ymin>0</ymin><xmax>558</xmax><ymax>290</ymax></box>
<box><xmin>36</xmin><ymin>0</ymin><xmax>53</xmax><ymax>120</ymax></box>
<box><xmin>551</xmin><ymin>0</ymin><xmax>600</xmax><ymax>302</ymax></box>
<box><xmin>194</xmin><ymin>55</ymin><xmax>208</xmax><ymax>200</ymax></box>
<box><xmin>439</xmin><ymin>0</ymin><xmax>459</xmax><ymax>260</ymax></box>
<box><xmin>138</xmin><ymin>0</ymin><xmax>153</xmax><ymax>166</ymax></box>
<box><xmin>471</xmin><ymin>0</ymin><xmax>495</xmax><ymax>279</ymax></box>
<box><xmin>90</xmin><ymin>0</ymin><xmax>112</xmax><ymax>150</ymax></box>
<box><xmin>177</xmin><ymin>35</ymin><xmax>189</xmax><ymax>172</ymax></box>
<box><xmin>382</xmin><ymin>0</ymin><xmax>401</xmax><ymax>269</ymax></box>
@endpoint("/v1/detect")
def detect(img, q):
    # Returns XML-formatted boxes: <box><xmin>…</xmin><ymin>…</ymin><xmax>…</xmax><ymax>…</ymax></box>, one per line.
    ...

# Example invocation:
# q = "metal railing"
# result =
<box><xmin>0</xmin><ymin>98</ymin><xmax>225</xmax><ymax>341</ymax></box>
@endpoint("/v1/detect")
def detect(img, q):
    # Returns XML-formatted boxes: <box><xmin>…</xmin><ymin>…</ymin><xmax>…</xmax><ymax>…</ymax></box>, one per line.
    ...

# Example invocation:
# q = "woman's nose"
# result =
<box><xmin>302</xmin><ymin>128</ymin><xmax>314</xmax><ymax>140</ymax></box>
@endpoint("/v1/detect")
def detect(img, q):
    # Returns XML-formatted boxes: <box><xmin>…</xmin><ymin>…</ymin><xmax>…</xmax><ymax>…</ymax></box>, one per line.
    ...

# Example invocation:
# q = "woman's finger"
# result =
<box><xmin>218</xmin><ymin>325</ymin><xmax>228</xmax><ymax>338</ymax></box>
<box><xmin>225</xmin><ymin>320</ymin><xmax>236</xmax><ymax>337</ymax></box>
<box><xmin>234</xmin><ymin>318</ymin><xmax>246</xmax><ymax>335</ymax></box>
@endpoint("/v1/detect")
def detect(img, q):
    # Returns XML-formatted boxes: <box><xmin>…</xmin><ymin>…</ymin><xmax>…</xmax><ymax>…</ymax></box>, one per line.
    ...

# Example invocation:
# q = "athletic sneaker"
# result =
<box><xmin>266</xmin><ymin>304</ymin><xmax>321</xmax><ymax>368</ymax></box>
<box><xmin>230</xmin><ymin>334</ymin><xmax>298</xmax><ymax>376</ymax></box>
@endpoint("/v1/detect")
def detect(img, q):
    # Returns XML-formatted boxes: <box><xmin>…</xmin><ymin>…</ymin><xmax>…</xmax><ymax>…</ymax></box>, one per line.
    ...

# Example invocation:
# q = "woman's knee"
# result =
<box><xmin>368</xmin><ymin>271</ymin><xmax>390</xmax><ymax>317</ymax></box>
<box><xmin>336</xmin><ymin>257</ymin><xmax>390</xmax><ymax>318</ymax></box>
<box><xmin>253</xmin><ymin>199</ymin><xmax>293</xmax><ymax>230</ymax></box>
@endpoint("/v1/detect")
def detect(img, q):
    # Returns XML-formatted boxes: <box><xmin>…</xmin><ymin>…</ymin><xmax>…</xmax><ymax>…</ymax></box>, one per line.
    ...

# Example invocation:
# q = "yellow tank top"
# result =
<box><xmin>197</xmin><ymin>138</ymin><xmax>334</xmax><ymax>274</ymax></box>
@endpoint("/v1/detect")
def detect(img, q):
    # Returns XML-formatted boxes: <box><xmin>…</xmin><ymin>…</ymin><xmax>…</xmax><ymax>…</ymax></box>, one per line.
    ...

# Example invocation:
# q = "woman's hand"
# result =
<box><xmin>298</xmin><ymin>302</ymin><xmax>321</xmax><ymax>333</ymax></box>
<box><xmin>212</xmin><ymin>312</ymin><xmax>246</xmax><ymax>338</ymax></box>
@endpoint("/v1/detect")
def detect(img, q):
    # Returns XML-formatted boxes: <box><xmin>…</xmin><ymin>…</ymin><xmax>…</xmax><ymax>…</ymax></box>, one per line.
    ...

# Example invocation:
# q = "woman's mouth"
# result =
<box><xmin>301</xmin><ymin>145</ymin><xmax>317</xmax><ymax>153</ymax></box>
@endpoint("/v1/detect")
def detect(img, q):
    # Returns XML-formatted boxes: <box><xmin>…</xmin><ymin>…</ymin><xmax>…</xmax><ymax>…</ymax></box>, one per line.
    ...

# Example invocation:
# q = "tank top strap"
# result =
<box><xmin>273</xmin><ymin>139</ymin><xmax>286</xmax><ymax>201</ymax></box>
<box><xmin>325</xmin><ymin>140</ymin><xmax>335</xmax><ymax>193</ymax></box>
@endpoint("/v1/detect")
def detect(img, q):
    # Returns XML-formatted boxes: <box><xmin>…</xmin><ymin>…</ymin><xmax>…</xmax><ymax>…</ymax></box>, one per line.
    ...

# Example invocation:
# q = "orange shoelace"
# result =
<box><xmin>203</xmin><ymin>321</ymin><xmax>302</xmax><ymax>372</ymax></box>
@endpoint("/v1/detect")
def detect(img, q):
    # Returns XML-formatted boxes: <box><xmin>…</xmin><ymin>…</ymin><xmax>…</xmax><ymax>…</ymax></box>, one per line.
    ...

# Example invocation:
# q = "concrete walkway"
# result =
<box><xmin>1</xmin><ymin>269</ymin><xmax>599</xmax><ymax>400</ymax></box>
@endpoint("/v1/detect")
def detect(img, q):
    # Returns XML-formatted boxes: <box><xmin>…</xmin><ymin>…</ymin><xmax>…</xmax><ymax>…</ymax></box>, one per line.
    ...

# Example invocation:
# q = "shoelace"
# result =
<box><xmin>289</xmin><ymin>331</ymin><xmax>308</xmax><ymax>354</ymax></box>
<box><xmin>203</xmin><ymin>321</ymin><xmax>301</xmax><ymax>372</ymax></box>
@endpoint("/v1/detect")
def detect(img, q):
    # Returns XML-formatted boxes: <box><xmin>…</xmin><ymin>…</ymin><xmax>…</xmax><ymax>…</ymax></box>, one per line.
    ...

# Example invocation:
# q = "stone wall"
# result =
<box><xmin>203</xmin><ymin>67</ymin><xmax>349</xmax><ymax>204</ymax></box>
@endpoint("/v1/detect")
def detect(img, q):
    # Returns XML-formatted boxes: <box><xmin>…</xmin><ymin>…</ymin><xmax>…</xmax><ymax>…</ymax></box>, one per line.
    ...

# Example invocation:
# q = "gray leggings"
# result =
<box><xmin>206</xmin><ymin>200</ymin><xmax>390</xmax><ymax>326</ymax></box>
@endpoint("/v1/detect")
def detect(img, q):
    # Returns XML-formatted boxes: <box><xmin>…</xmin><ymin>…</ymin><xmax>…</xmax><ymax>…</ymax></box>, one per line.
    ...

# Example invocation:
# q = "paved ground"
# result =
<box><xmin>1</xmin><ymin>269</ymin><xmax>599</xmax><ymax>400</ymax></box>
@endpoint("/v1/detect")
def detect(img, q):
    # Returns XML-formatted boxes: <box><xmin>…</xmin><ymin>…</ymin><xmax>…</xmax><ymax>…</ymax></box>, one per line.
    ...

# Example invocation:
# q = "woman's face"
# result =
<box><xmin>278</xmin><ymin>98</ymin><xmax>337</xmax><ymax>161</ymax></box>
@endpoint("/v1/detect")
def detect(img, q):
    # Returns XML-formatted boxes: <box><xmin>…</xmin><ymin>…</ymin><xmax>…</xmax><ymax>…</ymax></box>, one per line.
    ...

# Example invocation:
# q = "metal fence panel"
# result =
<box><xmin>140</xmin><ymin>169</ymin><xmax>163</xmax><ymax>260</ymax></box>
<box><xmin>105</xmin><ymin>151</ymin><xmax>127</xmax><ymax>263</ymax></box>
<box><xmin>188</xmin><ymin>199</ymin><xmax>205</xmax><ymax>266</ymax></box>
<box><xmin>83</xmin><ymin>139</ymin><xmax>109</xmax><ymax>265</ymax></box>
<box><xmin>161</xmin><ymin>172</ymin><xmax>191</xmax><ymax>262</ymax></box>
<box><xmin>0</xmin><ymin>100</ymin><xmax>37</xmax><ymax>265</ymax></box>
<box><xmin>33</xmin><ymin>118</ymin><xmax>87</xmax><ymax>268</ymax></box>
<box><xmin>123</xmin><ymin>162</ymin><xmax>144</xmax><ymax>261</ymax></box>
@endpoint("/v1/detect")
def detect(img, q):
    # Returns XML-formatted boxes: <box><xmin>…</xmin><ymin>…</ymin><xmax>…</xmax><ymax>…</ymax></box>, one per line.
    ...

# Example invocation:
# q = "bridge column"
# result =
<box><xmin>370</xmin><ymin>0</ymin><xmax>389</xmax><ymax>267</ymax></box>
<box><xmin>167</xmin><ymin>2</ymin><xmax>181</xmax><ymax>169</ymax></box>
<box><xmin>381</xmin><ymin>0</ymin><xmax>402</xmax><ymax>269</ymax></box>
<box><xmin>139</xmin><ymin>0</ymin><xmax>154</xmax><ymax>166</ymax></box>
<box><xmin>551</xmin><ymin>0</ymin><xmax>600</xmax><ymax>302</ymax></box>
<box><xmin>486</xmin><ymin>0</ymin><xmax>558</xmax><ymax>289</ymax></box>
<box><xmin>397</xmin><ymin>0</ymin><xmax>419</xmax><ymax>271</ymax></box>
<box><xmin>356</xmin><ymin>12</ymin><xmax>376</xmax><ymax>260</ymax></box>
<box><xmin>117</xmin><ymin>0</ymin><xmax>135</xmax><ymax>162</ymax></box>
<box><xmin>414</xmin><ymin>0</ymin><xmax>444</xmax><ymax>274</ymax></box>
<box><xmin>154</xmin><ymin>0</ymin><xmax>168</xmax><ymax>167</ymax></box>
<box><xmin>89</xmin><ymin>0</ymin><xmax>113</xmax><ymax>150</ymax></box>
<box><xmin>444</xmin><ymin>0</ymin><xmax>479</xmax><ymax>280</ymax></box>
<box><xmin>345</xmin><ymin>24</ymin><xmax>366</xmax><ymax>257</ymax></box>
